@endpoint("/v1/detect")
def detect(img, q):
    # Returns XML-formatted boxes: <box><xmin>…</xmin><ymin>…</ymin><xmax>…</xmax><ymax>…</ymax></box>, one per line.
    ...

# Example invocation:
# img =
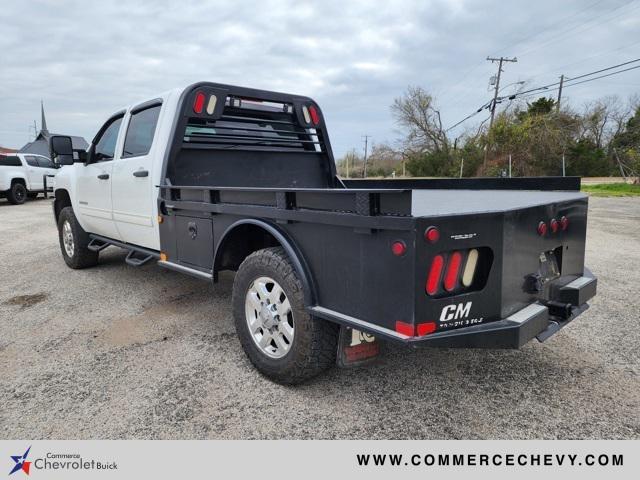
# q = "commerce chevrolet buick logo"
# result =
<box><xmin>8</xmin><ymin>446</ymin><xmax>31</xmax><ymax>476</ymax></box>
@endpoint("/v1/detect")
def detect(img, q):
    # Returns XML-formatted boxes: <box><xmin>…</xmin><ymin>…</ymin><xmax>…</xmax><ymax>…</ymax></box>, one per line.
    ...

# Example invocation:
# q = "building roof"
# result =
<box><xmin>18</xmin><ymin>102</ymin><xmax>88</xmax><ymax>158</ymax></box>
<box><xmin>19</xmin><ymin>134</ymin><xmax>88</xmax><ymax>158</ymax></box>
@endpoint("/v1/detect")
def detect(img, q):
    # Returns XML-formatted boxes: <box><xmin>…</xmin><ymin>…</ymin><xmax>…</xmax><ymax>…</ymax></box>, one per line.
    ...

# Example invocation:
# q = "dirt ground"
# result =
<box><xmin>1</xmin><ymin>196</ymin><xmax>639</xmax><ymax>439</ymax></box>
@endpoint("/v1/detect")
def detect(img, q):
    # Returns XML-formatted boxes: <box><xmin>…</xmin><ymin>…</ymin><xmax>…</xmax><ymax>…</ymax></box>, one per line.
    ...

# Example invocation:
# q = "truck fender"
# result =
<box><xmin>1</xmin><ymin>173</ymin><xmax>28</xmax><ymax>191</ymax></box>
<box><xmin>213</xmin><ymin>219</ymin><xmax>317</xmax><ymax>306</ymax></box>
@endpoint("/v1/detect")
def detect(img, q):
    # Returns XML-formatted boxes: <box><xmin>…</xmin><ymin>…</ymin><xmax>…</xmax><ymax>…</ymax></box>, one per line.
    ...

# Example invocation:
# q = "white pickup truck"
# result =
<box><xmin>48</xmin><ymin>81</ymin><xmax>596</xmax><ymax>384</ymax></box>
<box><xmin>0</xmin><ymin>153</ymin><xmax>58</xmax><ymax>204</ymax></box>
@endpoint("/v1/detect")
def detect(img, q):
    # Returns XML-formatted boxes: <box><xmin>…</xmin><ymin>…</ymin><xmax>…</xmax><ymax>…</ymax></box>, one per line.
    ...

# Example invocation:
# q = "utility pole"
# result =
<box><xmin>362</xmin><ymin>135</ymin><xmax>370</xmax><ymax>178</ymax></box>
<box><xmin>485</xmin><ymin>56</ymin><xmax>517</xmax><ymax>169</ymax></box>
<box><xmin>557</xmin><ymin>74</ymin><xmax>565</xmax><ymax>112</ymax></box>
<box><xmin>562</xmin><ymin>152</ymin><xmax>566</xmax><ymax>177</ymax></box>
<box><xmin>346</xmin><ymin>153</ymin><xmax>349</xmax><ymax>178</ymax></box>
<box><xmin>487</xmin><ymin>56</ymin><xmax>517</xmax><ymax>129</ymax></box>
<box><xmin>508</xmin><ymin>154</ymin><xmax>512</xmax><ymax>177</ymax></box>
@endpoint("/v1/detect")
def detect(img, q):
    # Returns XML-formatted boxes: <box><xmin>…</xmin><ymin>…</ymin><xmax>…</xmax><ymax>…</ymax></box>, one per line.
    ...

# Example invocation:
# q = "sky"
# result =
<box><xmin>1</xmin><ymin>0</ymin><xmax>639</xmax><ymax>158</ymax></box>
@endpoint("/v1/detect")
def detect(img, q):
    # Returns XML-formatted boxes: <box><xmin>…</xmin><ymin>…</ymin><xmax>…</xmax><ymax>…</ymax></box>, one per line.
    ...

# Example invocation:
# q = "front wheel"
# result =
<box><xmin>57</xmin><ymin>207</ymin><xmax>99</xmax><ymax>269</ymax></box>
<box><xmin>232</xmin><ymin>247</ymin><xmax>338</xmax><ymax>384</ymax></box>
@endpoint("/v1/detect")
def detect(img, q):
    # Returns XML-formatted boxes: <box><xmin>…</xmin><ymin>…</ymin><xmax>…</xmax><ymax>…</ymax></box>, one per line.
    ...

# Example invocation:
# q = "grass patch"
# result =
<box><xmin>581</xmin><ymin>182</ymin><xmax>640</xmax><ymax>197</ymax></box>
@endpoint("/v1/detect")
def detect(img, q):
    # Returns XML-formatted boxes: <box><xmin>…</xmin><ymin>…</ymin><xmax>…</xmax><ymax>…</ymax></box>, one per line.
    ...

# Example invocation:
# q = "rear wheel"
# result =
<box><xmin>232</xmin><ymin>247</ymin><xmax>338</xmax><ymax>384</ymax></box>
<box><xmin>7</xmin><ymin>182</ymin><xmax>26</xmax><ymax>204</ymax></box>
<box><xmin>57</xmin><ymin>206</ymin><xmax>99</xmax><ymax>269</ymax></box>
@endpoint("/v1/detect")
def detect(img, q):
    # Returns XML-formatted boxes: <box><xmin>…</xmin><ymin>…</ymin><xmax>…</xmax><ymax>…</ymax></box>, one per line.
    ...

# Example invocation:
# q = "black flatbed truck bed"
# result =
<box><xmin>50</xmin><ymin>81</ymin><xmax>597</xmax><ymax>383</ymax></box>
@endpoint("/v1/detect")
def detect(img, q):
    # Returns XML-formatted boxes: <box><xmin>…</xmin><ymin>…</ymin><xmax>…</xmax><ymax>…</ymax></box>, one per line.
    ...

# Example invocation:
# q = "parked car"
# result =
<box><xmin>48</xmin><ymin>82</ymin><xmax>597</xmax><ymax>384</ymax></box>
<box><xmin>0</xmin><ymin>153</ymin><xmax>57</xmax><ymax>204</ymax></box>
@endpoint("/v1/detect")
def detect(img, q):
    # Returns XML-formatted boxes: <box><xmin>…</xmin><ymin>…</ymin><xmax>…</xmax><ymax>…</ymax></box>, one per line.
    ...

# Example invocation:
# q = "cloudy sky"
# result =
<box><xmin>1</xmin><ymin>0</ymin><xmax>639</xmax><ymax>157</ymax></box>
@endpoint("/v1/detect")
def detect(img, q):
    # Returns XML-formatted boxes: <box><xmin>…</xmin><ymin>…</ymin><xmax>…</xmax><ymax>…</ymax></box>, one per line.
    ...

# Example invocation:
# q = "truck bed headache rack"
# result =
<box><xmin>182</xmin><ymin>92</ymin><xmax>324</xmax><ymax>153</ymax></box>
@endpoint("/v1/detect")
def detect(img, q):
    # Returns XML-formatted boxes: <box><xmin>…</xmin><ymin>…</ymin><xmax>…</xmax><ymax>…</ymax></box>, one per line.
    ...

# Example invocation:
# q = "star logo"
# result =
<box><xmin>9</xmin><ymin>446</ymin><xmax>31</xmax><ymax>476</ymax></box>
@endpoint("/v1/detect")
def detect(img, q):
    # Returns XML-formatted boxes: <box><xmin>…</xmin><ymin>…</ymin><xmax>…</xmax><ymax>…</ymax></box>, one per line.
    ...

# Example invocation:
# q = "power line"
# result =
<box><xmin>492</xmin><ymin>0</ymin><xmax>606</xmax><ymax>57</ymax></box>
<box><xmin>445</xmin><ymin>57</ymin><xmax>640</xmax><ymax>130</ymax></box>
<box><xmin>497</xmin><ymin>57</ymin><xmax>640</xmax><ymax>101</ymax></box>
<box><xmin>516</xmin><ymin>0</ymin><xmax>639</xmax><ymax>58</ymax></box>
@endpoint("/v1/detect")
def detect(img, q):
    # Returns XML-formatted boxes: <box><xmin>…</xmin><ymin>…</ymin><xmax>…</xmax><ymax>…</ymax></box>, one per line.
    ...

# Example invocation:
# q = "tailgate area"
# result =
<box><xmin>413</xmin><ymin>189</ymin><xmax>591</xmax><ymax>340</ymax></box>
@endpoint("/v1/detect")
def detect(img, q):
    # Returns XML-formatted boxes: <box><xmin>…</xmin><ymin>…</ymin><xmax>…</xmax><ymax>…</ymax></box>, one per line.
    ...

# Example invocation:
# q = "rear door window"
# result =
<box><xmin>25</xmin><ymin>156</ymin><xmax>39</xmax><ymax>167</ymax></box>
<box><xmin>122</xmin><ymin>104</ymin><xmax>161</xmax><ymax>158</ymax></box>
<box><xmin>0</xmin><ymin>155</ymin><xmax>22</xmax><ymax>166</ymax></box>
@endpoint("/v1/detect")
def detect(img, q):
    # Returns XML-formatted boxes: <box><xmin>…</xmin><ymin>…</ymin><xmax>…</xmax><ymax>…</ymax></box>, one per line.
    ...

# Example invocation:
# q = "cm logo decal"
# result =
<box><xmin>439</xmin><ymin>302</ymin><xmax>472</xmax><ymax>322</ymax></box>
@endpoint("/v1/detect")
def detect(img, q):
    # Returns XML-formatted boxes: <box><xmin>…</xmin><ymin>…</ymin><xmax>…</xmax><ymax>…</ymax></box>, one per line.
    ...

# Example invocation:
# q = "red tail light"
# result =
<box><xmin>308</xmin><ymin>105</ymin><xmax>320</xmax><ymax>125</ymax></box>
<box><xmin>550</xmin><ymin>218</ymin><xmax>559</xmax><ymax>233</ymax></box>
<box><xmin>193</xmin><ymin>92</ymin><xmax>205</xmax><ymax>114</ymax></box>
<box><xmin>537</xmin><ymin>221</ymin><xmax>548</xmax><ymax>236</ymax></box>
<box><xmin>417</xmin><ymin>322</ymin><xmax>436</xmax><ymax>336</ymax></box>
<box><xmin>395</xmin><ymin>321</ymin><xmax>414</xmax><ymax>337</ymax></box>
<box><xmin>443</xmin><ymin>251</ymin><xmax>462</xmax><ymax>291</ymax></box>
<box><xmin>426</xmin><ymin>254</ymin><xmax>444</xmax><ymax>295</ymax></box>
<box><xmin>560</xmin><ymin>216</ymin><xmax>569</xmax><ymax>231</ymax></box>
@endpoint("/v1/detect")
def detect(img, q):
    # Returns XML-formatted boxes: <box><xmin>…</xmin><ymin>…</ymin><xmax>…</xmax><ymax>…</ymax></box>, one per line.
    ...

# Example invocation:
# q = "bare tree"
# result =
<box><xmin>391</xmin><ymin>86</ymin><xmax>449</xmax><ymax>155</ymax></box>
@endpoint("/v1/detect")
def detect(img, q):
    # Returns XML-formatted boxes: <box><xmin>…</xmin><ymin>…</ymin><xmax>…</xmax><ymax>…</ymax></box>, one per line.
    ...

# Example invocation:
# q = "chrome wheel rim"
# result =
<box><xmin>245</xmin><ymin>276</ymin><xmax>294</xmax><ymax>359</ymax></box>
<box><xmin>62</xmin><ymin>220</ymin><xmax>75</xmax><ymax>258</ymax></box>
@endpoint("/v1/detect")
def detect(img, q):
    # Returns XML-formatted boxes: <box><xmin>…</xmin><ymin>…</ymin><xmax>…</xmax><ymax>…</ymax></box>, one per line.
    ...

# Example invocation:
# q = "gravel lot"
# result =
<box><xmin>1</xmin><ymin>196</ymin><xmax>639</xmax><ymax>439</ymax></box>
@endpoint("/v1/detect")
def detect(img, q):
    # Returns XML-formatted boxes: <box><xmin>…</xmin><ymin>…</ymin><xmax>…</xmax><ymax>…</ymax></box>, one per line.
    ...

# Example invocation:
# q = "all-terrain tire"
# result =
<box><xmin>57</xmin><ymin>206</ymin><xmax>99</xmax><ymax>269</ymax></box>
<box><xmin>232</xmin><ymin>247</ymin><xmax>338</xmax><ymax>384</ymax></box>
<box><xmin>7</xmin><ymin>182</ymin><xmax>27</xmax><ymax>204</ymax></box>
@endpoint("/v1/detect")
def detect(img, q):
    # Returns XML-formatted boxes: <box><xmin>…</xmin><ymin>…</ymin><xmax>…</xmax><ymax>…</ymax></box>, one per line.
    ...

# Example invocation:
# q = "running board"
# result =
<box><xmin>88</xmin><ymin>234</ymin><xmax>160</xmax><ymax>267</ymax></box>
<box><xmin>125</xmin><ymin>250</ymin><xmax>155</xmax><ymax>267</ymax></box>
<box><xmin>87</xmin><ymin>238</ymin><xmax>109</xmax><ymax>252</ymax></box>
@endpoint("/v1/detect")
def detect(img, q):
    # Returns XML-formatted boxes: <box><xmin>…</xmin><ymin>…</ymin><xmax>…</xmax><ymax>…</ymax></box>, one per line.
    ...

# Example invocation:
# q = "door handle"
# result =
<box><xmin>97</xmin><ymin>173</ymin><xmax>109</xmax><ymax>180</ymax></box>
<box><xmin>133</xmin><ymin>170</ymin><xmax>149</xmax><ymax>177</ymax></box>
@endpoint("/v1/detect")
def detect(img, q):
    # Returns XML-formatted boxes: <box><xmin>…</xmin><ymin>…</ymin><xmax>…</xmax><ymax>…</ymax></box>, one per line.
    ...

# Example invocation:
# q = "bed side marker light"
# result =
<box><xmin>157</xmin><ymin>215</ymin><xmax>164</xmax><ymax>224</ymax></box>
<box><xmin>160</xmin><ymin>252</ymin><xmax>168</xmax><ymax>261</ymax></box>
<box><xmin>425</xmin><ymin>226</ymin><xmax>440</xmax><ymax>243</ymax></box>
<box><xmin>391</xmin><ymin>241</ymin><xmax>406</xmax><ymax>256</ymax></box>
<box><xmin>537</xmin><ymin>221</ymin><xmax>548</xmax><ymax>236</ymax></box>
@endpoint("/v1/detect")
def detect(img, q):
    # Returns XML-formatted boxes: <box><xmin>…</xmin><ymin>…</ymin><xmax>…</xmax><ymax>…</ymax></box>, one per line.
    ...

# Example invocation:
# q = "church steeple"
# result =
<box><xmin>40</xmin><ymin>100</ymin><xmax>48</xmax><ymax>135</ymax></box>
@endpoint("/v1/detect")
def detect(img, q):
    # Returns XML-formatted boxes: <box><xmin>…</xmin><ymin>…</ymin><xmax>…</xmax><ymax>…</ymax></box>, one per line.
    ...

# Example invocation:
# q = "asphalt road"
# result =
<box><xmin>1</xmin><ymin>196</ymin><xmax>639</xmax><ymax>439</ymax></box>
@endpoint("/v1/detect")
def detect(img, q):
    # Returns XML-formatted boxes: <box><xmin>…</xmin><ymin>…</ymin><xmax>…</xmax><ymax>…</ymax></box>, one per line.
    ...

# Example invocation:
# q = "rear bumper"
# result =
<box><xmin>310</xmin><ymin>272</ymin><xmax>596</xmax><ymax>349</ymax></box>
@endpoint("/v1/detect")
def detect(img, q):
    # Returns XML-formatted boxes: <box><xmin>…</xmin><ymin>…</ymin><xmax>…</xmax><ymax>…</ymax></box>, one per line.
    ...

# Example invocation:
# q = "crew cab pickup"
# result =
<box><xmin>49</xmin><ymin>82</ymin><xmax>597</xmax><ymax>384</ymax></box>
<box><xmin>0</xmin><ymin>153</ymin><xmax>57</xmax><ymax>204</ymax></box>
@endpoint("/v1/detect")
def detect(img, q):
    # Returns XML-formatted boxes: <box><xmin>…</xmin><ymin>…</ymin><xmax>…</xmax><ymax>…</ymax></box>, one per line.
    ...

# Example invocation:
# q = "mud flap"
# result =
<box><xmin>336</xmin><ymin>326</ymin><xmax>380</xmax><ymax>367</ymax></box>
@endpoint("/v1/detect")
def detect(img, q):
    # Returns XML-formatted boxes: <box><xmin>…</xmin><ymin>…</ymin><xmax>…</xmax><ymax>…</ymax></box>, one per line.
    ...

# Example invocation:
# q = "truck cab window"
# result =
<box><xmin>94</xmin><ymin>116</ymin><xmax>123</xmax><ymax>161</ymax></box>
<box><xmin>122</xmin><ymin>105</ymin><xmax>161</xmax><ymax>158</ymax></box>
<box><xmin>25</xmin><ymin>156</ymin><xmax>39</xmax><ymax>167</ymax></box>
<box><xmin>36</xmin><ymin>156</ymin><xmax>55</xmax><ymax>168</ymax></box>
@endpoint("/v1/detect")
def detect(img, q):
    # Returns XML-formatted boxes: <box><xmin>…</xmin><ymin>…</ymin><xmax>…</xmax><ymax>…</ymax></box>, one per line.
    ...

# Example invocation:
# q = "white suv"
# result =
<box><xmin>0</xmin><ymin>153</ymin><xmax>58</xmax><ymax>204</ymax></box>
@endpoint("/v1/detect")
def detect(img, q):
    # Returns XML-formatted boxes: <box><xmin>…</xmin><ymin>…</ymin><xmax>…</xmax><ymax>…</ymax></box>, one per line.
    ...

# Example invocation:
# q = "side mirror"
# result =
<box><xmin>50</xmin><ymin>136</ymin><xmax>74</xmax><ymax>166</ymax></box>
